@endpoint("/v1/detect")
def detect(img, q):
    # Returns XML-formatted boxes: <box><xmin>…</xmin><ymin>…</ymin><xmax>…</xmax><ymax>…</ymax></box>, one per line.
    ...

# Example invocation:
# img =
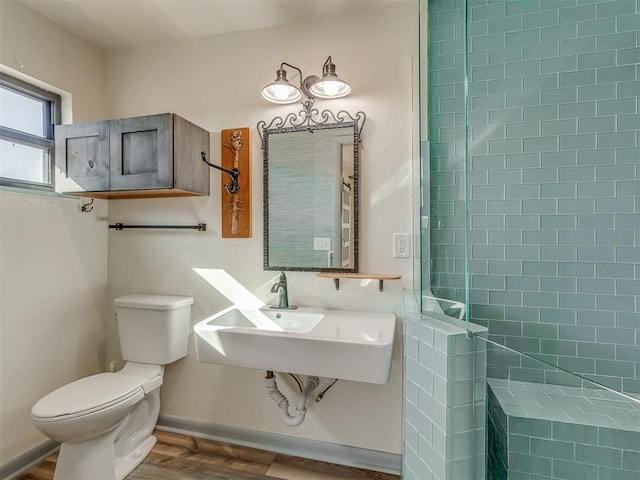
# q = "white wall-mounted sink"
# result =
<box><xmin>194</xmin><ymin>306</ymin><xmax>396</xmax><ymax>384</ymax></box>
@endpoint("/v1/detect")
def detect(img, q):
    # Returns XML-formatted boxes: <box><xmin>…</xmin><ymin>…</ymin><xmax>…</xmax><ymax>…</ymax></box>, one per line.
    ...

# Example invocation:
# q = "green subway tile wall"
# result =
<box><xmin>426</xmin><ymin>0</ymin><xmax>640</xmax><ymax>394</ymax></box>
<box><xmin>487</xmin><ymin>379</ymin><xmax>640</xmax><ymax>480</ymax></box>
<box><xmin>403</xmin><ymin>315</ymin><xmax>488</xmax><ymax>480</ymax></box>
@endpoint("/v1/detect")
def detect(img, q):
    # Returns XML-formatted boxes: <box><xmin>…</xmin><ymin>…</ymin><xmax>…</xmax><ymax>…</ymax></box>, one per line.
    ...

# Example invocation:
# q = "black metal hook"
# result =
<box><xmin>78</xmin><ymin>198</ymin><xmax>94</xmax><ymax>213</ymax></box>
<box><xmin>201</xmin><ymin>152</ymin><xmax>240</xmax><ymax>194</ymax></box>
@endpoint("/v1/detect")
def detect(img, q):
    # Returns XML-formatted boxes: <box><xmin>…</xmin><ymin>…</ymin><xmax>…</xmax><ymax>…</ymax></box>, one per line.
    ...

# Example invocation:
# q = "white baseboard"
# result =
<box><xmin>0</xmin><ymin>440</ymin><xmax>59</xmax><ymax>480</ymax></box>
<box><xmin>157</xmin><ymin>415</ymin><xmax>402</xmax><ymax>475</ymax></box>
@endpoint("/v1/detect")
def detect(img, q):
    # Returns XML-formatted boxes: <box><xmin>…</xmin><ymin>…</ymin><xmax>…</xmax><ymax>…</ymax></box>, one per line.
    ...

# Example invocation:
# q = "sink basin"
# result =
<box><xmin>207</xmin><ymin>308</ymin><xmax>324</xmax><ymax>333</ymax></box>
<box><xmin>194</xmin><ymin>306</ymin><xmax>396</xmax><ymax>384</ymax></box>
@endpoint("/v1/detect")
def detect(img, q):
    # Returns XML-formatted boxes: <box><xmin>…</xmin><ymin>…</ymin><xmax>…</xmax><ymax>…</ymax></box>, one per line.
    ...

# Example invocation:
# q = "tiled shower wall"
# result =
<box><xmin>427</xmin><ymin>0</ymin><xmax>640</xmax><ymax>394</ymax></box>
<box><xmin>403</xmin><ymin>314</ymin><xmax>487</xmax><ymax>480</ymax></box>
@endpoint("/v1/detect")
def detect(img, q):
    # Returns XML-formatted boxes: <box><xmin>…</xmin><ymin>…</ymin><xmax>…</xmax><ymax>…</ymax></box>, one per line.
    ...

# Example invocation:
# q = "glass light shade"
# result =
<box><xmin>261</xmin><ymin>68</ymin><xmax>302</xmax><ymax>104</ymax></box>
<box><xmin>262</xmin><ymin>81</ymin><xmax>302</xmax><ymax>104</ymax></box>
<box><xmin>309</xmin><ymin>77</ymin><xmax>351</xmax><ymax>98</ymax></box>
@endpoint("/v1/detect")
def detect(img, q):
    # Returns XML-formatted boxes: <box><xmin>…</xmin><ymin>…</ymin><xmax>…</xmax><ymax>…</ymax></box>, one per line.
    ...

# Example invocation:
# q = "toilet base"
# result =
<box><xmin>54</xmin><ymin>428</ymin><xmax>119</xmax><ymax>480</ymax></box>
<box><xmin>115</xmin><ymin>435</ymin><xmax>156</xmax><ymax>480</ymax></box>
<box><xmin>53</xmin><ymin>431</ymin><xmax>156</xmax><ymax>480</ymax></box>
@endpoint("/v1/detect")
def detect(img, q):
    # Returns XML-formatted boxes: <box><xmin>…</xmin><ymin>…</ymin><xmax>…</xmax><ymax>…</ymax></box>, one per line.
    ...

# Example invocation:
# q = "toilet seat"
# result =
<box><xmin>32</xmin><ymin>373</ymin><xmax>149</xmax><ymax>422</ymax></box>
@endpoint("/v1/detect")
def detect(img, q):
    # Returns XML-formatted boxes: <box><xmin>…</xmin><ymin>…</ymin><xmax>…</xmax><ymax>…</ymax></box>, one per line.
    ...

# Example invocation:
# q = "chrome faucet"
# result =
<box><xmin>270</xmin><ymin>271</ymin><xmax>297</xmax><ymax>309</ymax></box>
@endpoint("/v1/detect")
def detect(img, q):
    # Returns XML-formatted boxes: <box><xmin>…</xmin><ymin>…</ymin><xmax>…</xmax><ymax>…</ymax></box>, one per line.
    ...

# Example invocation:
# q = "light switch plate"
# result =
<box><xmin>314</xmin><ymin>237</ymin><xmax>331</xmax><ymax>251</ymax></box>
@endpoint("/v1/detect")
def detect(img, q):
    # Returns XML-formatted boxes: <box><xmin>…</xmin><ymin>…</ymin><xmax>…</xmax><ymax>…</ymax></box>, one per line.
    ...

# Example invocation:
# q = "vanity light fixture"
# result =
<box><xmin>309</xmin><ymin>56</ymin><xmax>351</xmax><ymax>99</ymax></box>
<box><xmin>261</xmin><ymin>56</ymin><xmax>351</xmax><ymax>105</ymax></box>
<box><xmin>261</xmin><ymin>64</ymin><xmax>303</xmax><ymax>104</ymax></box>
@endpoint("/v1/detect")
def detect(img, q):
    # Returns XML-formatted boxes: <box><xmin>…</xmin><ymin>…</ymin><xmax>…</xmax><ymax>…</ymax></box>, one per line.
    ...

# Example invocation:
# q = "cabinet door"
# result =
<box><xmin>55</xmin><ymin>121</ymin><xmax>110</xmax><ymax>192</ymax></box>
<box><xmin>109</xmin><ymin>114</ymin><xmax>172</xmax><ymax>191</ymax></box>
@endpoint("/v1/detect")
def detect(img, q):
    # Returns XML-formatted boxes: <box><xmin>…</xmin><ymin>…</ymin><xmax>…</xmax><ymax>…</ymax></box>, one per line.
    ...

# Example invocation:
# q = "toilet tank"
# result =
<box><xmin>114</xmin><ymin>294</ymin><xmax>194</xmax><ymax>365</ymax></box>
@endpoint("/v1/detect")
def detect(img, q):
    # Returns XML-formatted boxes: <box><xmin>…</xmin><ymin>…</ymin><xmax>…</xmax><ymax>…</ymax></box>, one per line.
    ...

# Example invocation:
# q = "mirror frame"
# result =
<box><xmin>258</xmin><ymin>106</ymin><xmax>365</xmax><ymax>272</ymax></box>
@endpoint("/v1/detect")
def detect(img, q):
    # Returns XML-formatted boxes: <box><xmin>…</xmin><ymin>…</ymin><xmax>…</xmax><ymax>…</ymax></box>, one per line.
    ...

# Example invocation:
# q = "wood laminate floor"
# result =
<box><xmin>18</xmin><ymin>430</ymin><xmax>401</xmax><ymax>480</ymax></box>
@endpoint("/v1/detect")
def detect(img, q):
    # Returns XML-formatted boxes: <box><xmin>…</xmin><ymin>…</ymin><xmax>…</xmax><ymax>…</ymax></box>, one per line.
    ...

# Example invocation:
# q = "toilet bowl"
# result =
<box><xmin>31</xmin><ymin>294</ymin><xmax>193</xmax><ymax>480</ymax></box>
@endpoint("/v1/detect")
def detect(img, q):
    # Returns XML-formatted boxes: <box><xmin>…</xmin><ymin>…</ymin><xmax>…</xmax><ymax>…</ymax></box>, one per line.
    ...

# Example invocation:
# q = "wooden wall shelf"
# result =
<box><xmin>316</xmin><ymin>273</ymin><xmax>401</xmax><ymax>292</ymax></box>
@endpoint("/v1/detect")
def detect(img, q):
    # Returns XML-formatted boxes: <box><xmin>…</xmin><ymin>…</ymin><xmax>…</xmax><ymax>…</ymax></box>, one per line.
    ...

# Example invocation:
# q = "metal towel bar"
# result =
<box><xmin>109</xmin><ymin>223</ymin><xmax>206</xmax><ymax>231</ymax></box>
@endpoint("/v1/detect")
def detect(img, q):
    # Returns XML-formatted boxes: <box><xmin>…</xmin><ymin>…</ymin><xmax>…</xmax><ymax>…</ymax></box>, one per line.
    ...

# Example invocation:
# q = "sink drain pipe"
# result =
<box><xmin>265</xmin><ymin>371</ymin><xmax>319</xmax><ymax>427</ymax></box>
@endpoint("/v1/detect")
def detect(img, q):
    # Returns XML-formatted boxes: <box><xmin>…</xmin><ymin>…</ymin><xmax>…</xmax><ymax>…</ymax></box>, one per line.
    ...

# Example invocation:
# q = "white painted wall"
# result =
<box><xmin>0</xmin><ymin>0</ymin><xmax>415</xmax><ymax>464</ymax></box>
<box><xmin>0</xmin><ymin>1</ymin><xmax>109</xmax><ymax>464</ymax></box>
<box><xmin>106</xmin><ymin>2</ymin><xmax>416</xmax><ymax>454</ymax></box>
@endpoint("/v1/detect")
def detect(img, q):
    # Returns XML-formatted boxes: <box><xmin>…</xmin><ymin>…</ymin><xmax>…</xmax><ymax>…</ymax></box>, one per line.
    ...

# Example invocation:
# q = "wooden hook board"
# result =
<box><xmin>221</xmin><ymin>127</ymin><xmax>251</xmax><ymax>238</ymax></box>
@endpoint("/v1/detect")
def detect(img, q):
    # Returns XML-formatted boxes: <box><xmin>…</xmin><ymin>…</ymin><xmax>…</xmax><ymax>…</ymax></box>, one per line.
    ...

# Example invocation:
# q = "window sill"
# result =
<box><xmin>0</xmin><ymin>185</ymin><xmax>85</xmax><ymax>200</ymax></box>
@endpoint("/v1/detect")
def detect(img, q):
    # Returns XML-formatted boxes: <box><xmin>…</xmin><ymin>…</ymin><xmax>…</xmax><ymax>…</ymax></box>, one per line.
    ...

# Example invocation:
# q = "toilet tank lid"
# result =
<box><xmin>114</xmin><ymin>294</ymin><xmax>194</xmax><ymax>310</ymax></box>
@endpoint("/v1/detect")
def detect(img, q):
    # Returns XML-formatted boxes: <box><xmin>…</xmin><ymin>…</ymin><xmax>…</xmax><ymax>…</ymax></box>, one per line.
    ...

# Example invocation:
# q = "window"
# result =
<box><xmin>0</xmin><ymin>73</ymin><xmax>61</xmax><ymax>191</ymax></box>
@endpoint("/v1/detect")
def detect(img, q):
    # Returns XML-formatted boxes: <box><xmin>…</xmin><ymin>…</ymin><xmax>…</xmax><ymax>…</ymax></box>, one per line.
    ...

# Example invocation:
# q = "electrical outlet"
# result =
<box><xmin>313</xmin><ymin>237</ymin><xmax>331</xmax><ymax>251</ymax></box>
<box><xmin>393</xmin><ymin>233</ymin><xmax>411</xmax><ymax>258</ymax></box>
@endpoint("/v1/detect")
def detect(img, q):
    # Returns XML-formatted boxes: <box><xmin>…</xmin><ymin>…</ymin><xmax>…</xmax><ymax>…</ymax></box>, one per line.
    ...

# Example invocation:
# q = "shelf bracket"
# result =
<box><xmin>331</xmin><ymin>277</ymin><xmax>386</xmax><ymax>292</ymax></box>
<box><xmin>317</xmin><ymin>273</ymin><xmax>401</xmax><ymax>293</ymax></box>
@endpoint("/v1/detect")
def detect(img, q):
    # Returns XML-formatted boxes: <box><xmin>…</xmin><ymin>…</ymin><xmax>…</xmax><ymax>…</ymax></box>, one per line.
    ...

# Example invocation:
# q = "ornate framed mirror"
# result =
<box><xmin>258</xmin><ymin>107</ymin><xmax>365</xmax><ymax>272</ymax></box>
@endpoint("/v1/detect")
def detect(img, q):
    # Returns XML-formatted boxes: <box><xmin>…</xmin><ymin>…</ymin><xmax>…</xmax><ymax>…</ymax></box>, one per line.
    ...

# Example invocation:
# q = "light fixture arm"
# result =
<box><xmin>279</xmin><ymin>62</ymin><xmax>319</xmax><ymax>99</ymax></box>
<box><xmin>280</xmin><ymin>62</ymin><xmax>302</xmax><ymax>81</ymax></box>
<box><xmin>322</xmin><ymin>56</ymin><xmax>333</xmax><ymax>75</ymax></box>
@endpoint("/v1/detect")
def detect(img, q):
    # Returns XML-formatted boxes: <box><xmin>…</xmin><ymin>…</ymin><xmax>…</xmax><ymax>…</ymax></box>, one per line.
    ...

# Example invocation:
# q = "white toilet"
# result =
<box><xmin>31</xmin><ymin>294</ymin><xmax>194</xmax><ymax>480</ymax></box>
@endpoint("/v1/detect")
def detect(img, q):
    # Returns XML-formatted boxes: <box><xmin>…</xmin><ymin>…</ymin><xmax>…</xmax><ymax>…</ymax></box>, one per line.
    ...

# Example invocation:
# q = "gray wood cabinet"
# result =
<box><xmin>55</xmin><ymin>113</ymin><xmax>209</xmax><ymax>198</ymax></box>
<box><xmin>55</xmin><ymin>120</ymin><xmax>110</xmax><ymax>192</ymax></box>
